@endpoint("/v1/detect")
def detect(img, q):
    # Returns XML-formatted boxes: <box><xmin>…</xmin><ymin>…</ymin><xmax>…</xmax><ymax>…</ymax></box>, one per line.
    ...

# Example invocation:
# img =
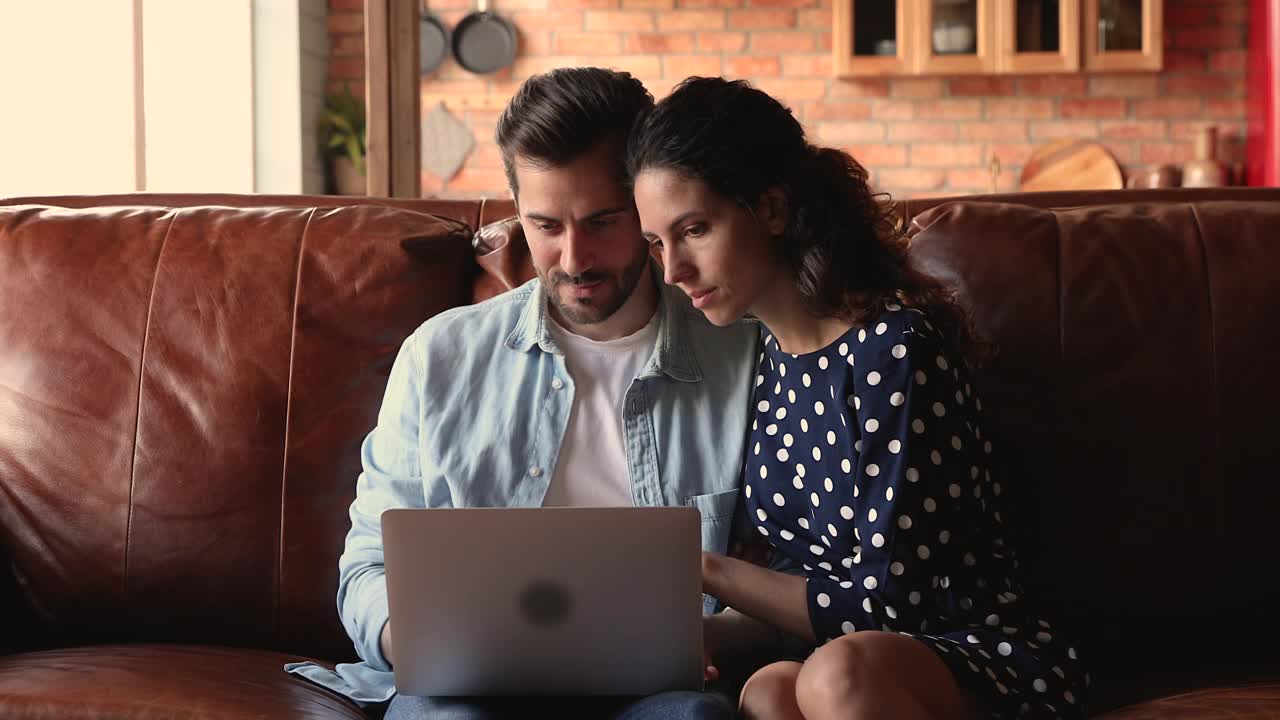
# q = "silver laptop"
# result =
<box><xmin>382</xmin><ymin>507</ymin><xmax>704</xmax><ymax>697</ymax></box>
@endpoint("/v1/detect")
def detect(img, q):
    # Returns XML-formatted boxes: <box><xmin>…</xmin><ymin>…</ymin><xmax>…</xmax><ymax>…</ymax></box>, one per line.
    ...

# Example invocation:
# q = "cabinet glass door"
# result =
<box><xmin>834</xmin><ymin>0</ymin><xmax>912</xmax><ymax>76</ymax></box>
<box><xmin>917</xmin><ymin>0</ymin><xmax>993</xmax><ymax>73</ymax></box>
<box><xmin>998</xmin><ymin>0</ymin><xmax>1078</xmax><ymax>72</ymax></box>
<box><xmin>1084</xmin><ymin>0</ymin><xmax>1161</xmax><ymax>69</ymax></box>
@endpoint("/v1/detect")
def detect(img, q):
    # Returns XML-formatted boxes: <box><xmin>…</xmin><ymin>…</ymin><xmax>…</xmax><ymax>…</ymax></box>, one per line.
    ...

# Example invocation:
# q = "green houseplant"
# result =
<box><xmin>319</xmin><ymin>83</ymin><xmax>367</xmax><ymax>195</ymax></box>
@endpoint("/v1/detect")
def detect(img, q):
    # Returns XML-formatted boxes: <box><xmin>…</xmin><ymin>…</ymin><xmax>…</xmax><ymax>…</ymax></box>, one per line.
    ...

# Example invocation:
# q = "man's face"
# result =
<box><xmin>515</xmin><ymin>140</ymin><xmax>650</xmax><ymax>332</ymax></box>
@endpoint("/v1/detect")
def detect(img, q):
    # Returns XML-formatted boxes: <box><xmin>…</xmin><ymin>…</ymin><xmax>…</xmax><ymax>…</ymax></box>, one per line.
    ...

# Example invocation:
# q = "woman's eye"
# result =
<box><xmin>648</xmin><ymin>237</ymin><xmax>665</xmax><ymax>250</ymax></box>
<box><xmin>684</xmin><ymin>223</ymin><xmax>707</xmax><ymax>238</ymax></box>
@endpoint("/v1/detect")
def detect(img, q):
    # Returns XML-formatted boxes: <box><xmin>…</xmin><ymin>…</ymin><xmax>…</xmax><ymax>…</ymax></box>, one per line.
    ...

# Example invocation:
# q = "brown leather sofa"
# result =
<box><xmin>1</xmin><ymin>188</ymin><xmax>1277</xmax><ymax>718</ymax></box>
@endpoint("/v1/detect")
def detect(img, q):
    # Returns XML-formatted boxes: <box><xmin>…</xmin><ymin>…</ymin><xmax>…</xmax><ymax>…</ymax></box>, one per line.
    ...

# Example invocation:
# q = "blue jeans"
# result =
<box><xmin>383</xmin><ymin>690</ymin><xmax>736</xmax><ymax>720</ymax></box>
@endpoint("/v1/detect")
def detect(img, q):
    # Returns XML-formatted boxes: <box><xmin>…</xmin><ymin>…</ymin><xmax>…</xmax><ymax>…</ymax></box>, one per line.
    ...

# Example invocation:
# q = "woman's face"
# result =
<box><xmin>634</xmin><ymin>167</ymin><xmax>786</xmax><ymax>326</ymax></box>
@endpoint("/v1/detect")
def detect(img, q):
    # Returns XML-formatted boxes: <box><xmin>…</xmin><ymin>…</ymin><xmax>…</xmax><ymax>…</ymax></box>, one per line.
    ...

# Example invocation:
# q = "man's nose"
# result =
<box><xmin>561</xmin><ymin>227</ymin><xmax>594</xmax><ymax>278</ymax></box>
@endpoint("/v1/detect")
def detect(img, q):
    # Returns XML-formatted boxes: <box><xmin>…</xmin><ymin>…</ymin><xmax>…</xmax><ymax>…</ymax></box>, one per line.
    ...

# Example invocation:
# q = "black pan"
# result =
<box><xmin>420</xmin><ymin>9</ymin><xmax>450</xmax><ymax>75</ymax></box>
<box><xmin>452</xmin><ymin>0</ymin><xmax>517</xmax><ymax>75</ymax></box>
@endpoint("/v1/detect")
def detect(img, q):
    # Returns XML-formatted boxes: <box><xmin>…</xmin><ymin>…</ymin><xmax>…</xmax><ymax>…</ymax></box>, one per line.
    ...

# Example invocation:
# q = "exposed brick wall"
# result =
<box><xmin>328</xmin><ymin>0</ymin><xmax>1250</xmax><ymax>199</ymax></box>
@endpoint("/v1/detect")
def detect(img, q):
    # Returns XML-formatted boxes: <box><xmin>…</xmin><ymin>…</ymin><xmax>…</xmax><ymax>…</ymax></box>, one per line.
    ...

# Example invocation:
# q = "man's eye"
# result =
<box><xmin>536</xmin><ymin>222</ymin><xmax>558</xmax><ymax>232</ymax></box>
<box><xmin>589</xmin><ymin>217</ymin><xmax>618</xmax><ymax>229</ymax></box>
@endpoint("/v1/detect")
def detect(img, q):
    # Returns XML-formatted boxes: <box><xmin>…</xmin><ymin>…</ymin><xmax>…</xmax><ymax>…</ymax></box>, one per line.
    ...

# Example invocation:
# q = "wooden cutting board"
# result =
<box><xmin>1019</xmin><ymin>139</ymin><xmax>1124</xmax><ymax>192</ymax></box>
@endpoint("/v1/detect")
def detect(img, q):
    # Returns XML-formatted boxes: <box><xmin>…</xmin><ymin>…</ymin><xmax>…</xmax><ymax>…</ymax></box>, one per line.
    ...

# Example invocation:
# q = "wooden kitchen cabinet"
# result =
<box><xmin>833</xmin><ymin>0</ymin><xmax>1154</xmax><ymax>76</ymax></box>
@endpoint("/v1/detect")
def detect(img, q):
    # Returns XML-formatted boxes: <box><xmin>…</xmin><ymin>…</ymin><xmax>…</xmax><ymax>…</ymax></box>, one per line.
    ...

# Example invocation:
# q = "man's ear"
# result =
<box><xmin>756</xmin><ymin>187</ymin><xmax>789</xmax><ymax>236</ymax></box>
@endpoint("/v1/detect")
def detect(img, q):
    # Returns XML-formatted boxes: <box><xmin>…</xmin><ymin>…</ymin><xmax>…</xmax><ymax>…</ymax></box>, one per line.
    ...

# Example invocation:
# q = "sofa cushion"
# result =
<box><xmin>0</xmin><ymin>644</ymin><xmax>366</xmax><ymax>719</ymax></box>
<box><xmin>0</xmin><ymin>203</ymin><xmax>474</xmax><ymax>663</ymax></box>
<box><xmin>1095</xmin><ymin>683</ymin><xmax>1280</xmax><ymax>719</ymax></box>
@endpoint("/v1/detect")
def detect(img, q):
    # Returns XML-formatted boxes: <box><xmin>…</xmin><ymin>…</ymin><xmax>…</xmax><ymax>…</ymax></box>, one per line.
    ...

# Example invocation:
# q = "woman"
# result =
<box><xmin>627</xmin><ymin>77</ymin><xmax>1087</xmax><ymax>720</ymax></box>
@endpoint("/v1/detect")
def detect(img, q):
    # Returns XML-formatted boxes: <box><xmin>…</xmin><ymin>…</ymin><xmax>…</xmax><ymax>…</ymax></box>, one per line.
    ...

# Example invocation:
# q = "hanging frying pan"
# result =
<box><xmin>419</xmin><ymin>5</ymin><xmax>450</xmax><ymax>75</ymax></box>
<box><xmin>451</xmin><ymin>0</ymin><xmax>517</xmax><ymax>75</ymax></box>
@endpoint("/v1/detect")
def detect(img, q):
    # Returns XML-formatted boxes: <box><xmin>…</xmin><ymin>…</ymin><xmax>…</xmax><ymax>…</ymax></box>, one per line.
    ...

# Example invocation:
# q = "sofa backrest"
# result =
<box><xmin>0</xmin><ymin>197</ymin><xmax>480</xmax><ymax>662</ymax></box>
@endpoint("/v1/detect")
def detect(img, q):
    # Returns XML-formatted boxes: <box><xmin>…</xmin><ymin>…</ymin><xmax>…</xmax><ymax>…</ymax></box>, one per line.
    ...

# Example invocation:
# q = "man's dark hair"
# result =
<box><xmin>495</xmin><ymin>67</ymin><xmax>654</xmax><ymax>198</ymax></box>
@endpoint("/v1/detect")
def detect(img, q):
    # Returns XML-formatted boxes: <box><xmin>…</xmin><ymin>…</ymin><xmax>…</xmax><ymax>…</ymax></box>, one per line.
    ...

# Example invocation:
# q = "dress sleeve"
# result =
<box><xmin>805</xmin><ymin>318</ymin><xmax>982</xmax><ymax>641</ymax></box>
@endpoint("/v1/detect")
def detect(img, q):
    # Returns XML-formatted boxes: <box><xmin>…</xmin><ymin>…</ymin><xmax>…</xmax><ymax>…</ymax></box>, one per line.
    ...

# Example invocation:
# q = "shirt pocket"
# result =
<box><xmin>684</xmin><ymin>488</ymin><xmax>741</xmax><ymax>549</ymax></box>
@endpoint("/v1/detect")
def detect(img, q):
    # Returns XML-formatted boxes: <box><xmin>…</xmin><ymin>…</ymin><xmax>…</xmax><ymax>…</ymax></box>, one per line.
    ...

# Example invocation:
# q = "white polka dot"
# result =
<box><xmin>774</xmin><ymin>382</ymin><xmax>781</xmax><ymax>395</ymax></box>
<box><xmin>986</xmin><ymin>613</ymin><xmax>1000</xmax><ymax>626</ymax></box>
<box><xmin>812</xmin><ymin>447</ymin><xmax>822</xmax><ymax>461</ymax></box>
<box><xmin>1068</xmin><ymin>647</ymin><xmax>1078</xmax><ymax>660</ymax></box>
<box><xmin>841</xmin><ymin>459</ymin><xmax>852</xmax><ymax>473</ymax></box>
<box><xmin>915</xmin><ymin>370</ymin><xmax>927</xmax><ymax>385</ymax></box>
<box><xmin>966</xmin><ymin>634</ymin><xmax>979</xmax><ymax>644</ymax></box>
<box><xmin>936</xmin><ymin>355</ymin><xmax>949</xmax><ymax>371</ymax></box>
<box><xmin>892</xmin><ymin>344</ymin><xmax>907</xmax><ymax>359</ymax></box>
<box><xmin>745</xmin><ymin>484</ymin><xmax>752</xmax><ymax>498</ymax></box>
<box><xmin>886</xmin><ymin>487</ymin><xmax>894</xmax><ymax>501</ymax></box>
<box><xmin>890</xmin><ymin>561</ymin><xmax>904</xmax><ymax>576</ymax></box>
<box><xmin>1065</xmin><ymin>691</ymin><xmax>1076</xmax><ymax>704</ymax></box>
<box><xmin>924</xmin><ymin>497</ymin><xmax>937</xmax><ymax>512</ymax></box>
<box><xmin>779</xmin><ymin>362</ymin><xmax>786</xmax><ymax>377</ymax></box>
<box><xmin>783</xmin><ymin>433</ymin><xmax>794</xmax><ymax>447</ymax></box>
<box><xmin>863</xmin><ymin>576</ymin><xmax>878</xmax><ymax>590</ymax></box>
<box><xmin>865</xmin><ymin>418</ymin><xmax>879</xmax><ymax>432</ymax></box>
<box><xmin>757</xmin><ymin>400</ymin><xmax>769</xmax><ymax>412</ymax></box>
<box><xmin>772</xmin><ymin>493</ymin><xmax>786</xmax><ymax>506</ymax></box>
<box><xmin>906</xmin><ymin>467</ymin><xmax>919</xmax><ymax>482</ymax></box>
<box><xmin>810</xmin><ymin>492</ymin><xmax>821</xmax><ymax>507</ymax></box>
<box><xmin>801</xmin><ymin>419</ymin><xmax>809</xmax><ymax>432</ymax></box>
<box><xmin>756</xmin><ymin>374</ymin><xmax>764</xmax><ymax>386</ymax></box>
<box><xmin>858</xmin><ymin>329</ymin><xmax>867</xmax><ymax>342</ymax></box>
<box><xmin>814</xmin><ymin>401</ymin><xmax>825</xmax><ymax>415</ymax></box>
<box><xmin>809</xmin><ymin>544</ymin><xmax>824</xmax><ymax>556</ymax></box>
<box><xmin>868</xmin><ymin>508</ymin><xmax>878</xmax><ymax>522</ymax></box>
<box><xmin>776</xmin><ymin>407</ymin><xmax>787</xmax><ymax>420</ymax></box>
<box><xmin>871</xmin><ymin>533</ymin><xmax>885</xmax><ymax>547</ymax></box>
<box><xmin>840</xmin><ymin>505</ymin><xmax>854</xmax><ymax>520</ymax></box>
<box><xmin>1033</xmin><ymin>679</ymin><xmax>1047</xmax><ymax>693</ymax></box>
<box><xmin>776</xmin><ymin>448</ymin><xmax>789</xmax><ymax>462</ymax></box>
<box><xmin>766</xmin><ymin>424</ymin><xmax>778</xmax><ymax>436</ymax></box>
<box><xmin>1037</xmin><ymin>631</ymin><xmax>1053</xmax><ymax>643</ymax></box>
<box><xmin>838</xmin><ymin>342</ymin><xmax>848</xmax><ymax>355</ymax></box>
<box><xmin>818</xmin><ymin>356</ymin><xmax>829</xmax><ymax>370</ymax></box>
<box><xmin>908</xmin><ymin>591</ymin><xmax>921</xmax><ymax>605</ymax></box>
<box><xmin>932</xmin><ymin>402</ymin><xmax>946</xmax><ymax>417</ymax></box>
<box><xmin>788</xmin><ymin>389</ymin><xmax>796</xmax><ymax>403</ymax></box>
<box><xmin>955</xmin><ymin>390</ymin><xmax>965</xmax><ymax>404</ymax></box>
<box><xmin>888</xmin><ymin>439</ymin><xmax>901</xmax><ymax>454</ymax></box>
<box><xmin>817</xmin><ymin>592</ymin><xmax>831</xmax><ymax>607</ymax></box>
<box><xmin>753</xmin><ymin>442</ymin><xmax>760</xmax><ymax>455</ymax></box>
<box><xmin>984</xmin><ymin>441</ymin><xmax>993</xmax><ymax>454</ymax></box>
<box><xmin>757</xmin><ymin>526</ymin><xmax>769</xmax><ymax>536</ymax></box>
<box><xmin>964</xmin><ymin>552</ymin><xmax>977</xmax><ymax>566</ymax></box>
<box><xmin>867</xmin><ymin>371</ymin><xmax>881</xmax><ymax>386</ymax></box>
<box><xmin>759</xmin><ymin>465</ymin><xmax>768</xmax><ymax>479</ymax></box>
<box><xmin>917</xmin><ymin>545</ymin><xmax>931</xmax><ymax>559</ymax></box>
<box><xmin>951</xmin><ymin>436</ymin><xmax>962</xmax><ymax>450</ymax></box>
<box><xmin>853</xmin><ymin>396</ymin><xmax>861</xmax><ymax>410</ymax></box>
<box><xmin>826</xmin><ymin>430</ymin><xmax>836</xmax><ymax>445</ymax></box>
<box><xmin>780</xmin><ymin>529</ymin><xmax>795</xmax><ymax>541</ymax></box>
<box><xmin>866</xmin><ymin>463</ymin><xmax>880</xmax><ymax>477</ymax></box>
<box><xmin>948</xmin><ymin>483</ymin><xmax>962</xmax><ymax>498</ymax></box>
<box><xmin>875</xmin><ymin>322</ymin><xmax>887</xmax><ymax>335</ymax></box>
<box><xmin>796</xmin><ymin>463</ymin><xmax>806</xmax><ymax>477</ymax></box>
<box><xmin>824</xmin><ymin>477</ymin><xmax>834</xmax><ymax>492</ymax></box>
<box><xmin>854</xmin><ymin>440</ymin><xmax>862</xmax><ymax>452</ymax></box>
<box><xmin>912</xmin><ymin>419</ymin><xmax>925</xmax><ymax>434</ymax></box>
<box><xmin>997</xmin><ymin>642</ymin><xmax>1012</xmax><ymax>657</ymax></box>
<box><xmin>931</xmin><ymin>450</ymin><xmax>943</xmax><ymax>465</ymax></box>
<box><xmin>756</xmin><ymin>508</ymin><xmax>767</xmax><ymax>521</ymax></box>
<box><xmin>898</xmin><ymin>515</ymin><xmax>912</xmax><ymax>529</ymax></box>
<box><xmin>842</xmin><ymin>556</ymin><xmax>855</xmax><ymax>568</ymax></box>
<box><xmin>885</xmin><ymin>605</ymin><xmax>897</xmax><ymax>619</ymax></box>
<box><xmin>827</xmin><ymin>523</ymin><xmax>838</xmax><ymax>537</ymax></box>
<box><xmin>847</xmin><ymin>354</ymin><xmax>855</xmax><ymax>366</ymax></box>
<box><xmin>890</xmin><ymin>392</ymin><xmax>905</xmax><ymax>406</ymax></box>
<box><xmin>802</xmin><ymin>373</ymin><xmax>811</xmax><ymax>387</ymax></box>
<box><xmin>793</xmin><ymin>477</ymin><xmax>804</xmax><ymax>490</ymax></box>
<box><xmin>841</xmin><ymin>621</ymin><xmax>856</xmax><ymax>634</ymax></box>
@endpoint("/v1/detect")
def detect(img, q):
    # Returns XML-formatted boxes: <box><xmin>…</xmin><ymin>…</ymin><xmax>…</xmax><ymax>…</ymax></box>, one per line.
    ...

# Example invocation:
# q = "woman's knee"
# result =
<box><xmin>739</xmin><ymin>661</ymin><xmax>804</xmax><ymax>720</ymax></box>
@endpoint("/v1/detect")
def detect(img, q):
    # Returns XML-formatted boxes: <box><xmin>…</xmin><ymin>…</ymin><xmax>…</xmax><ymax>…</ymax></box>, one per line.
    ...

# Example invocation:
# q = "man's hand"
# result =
<box><xmin>380</xmin><ymin>621</ymin><xmax>394</xmax><ymax>667</ymax></box>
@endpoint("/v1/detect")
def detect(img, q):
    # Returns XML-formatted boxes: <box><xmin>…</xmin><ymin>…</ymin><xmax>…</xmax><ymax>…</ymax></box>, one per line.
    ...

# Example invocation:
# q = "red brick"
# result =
<box><xmin>910</xmin><ymin>143</ymin><xmax>983</xmax><ymax>166</ymax></box>
<box><xmin>1100</xmin><ymin>121</ymin><xmax>1167</xmax><ymax>139</ymax></box>
<box><xmin>1017</xmin><ymin>75</ymin><xmax>1088</xmax><ymax>96</ymax></box>
<box><xmin>623</xmin><ymin>0</ymin><xmax>674</xmax><ymax>7</ymax></box>
<box><xmin>469</xmin><ymin>143</ymin><xmax>505</xmax><ymax>168</ymax></box>
<box><xmin>1089</xmin><ymin>75</ymin><xmax>1160</xmax><ymax>98</ymax></box>
<box><xmin>804</xmin><ymin>101</ymin><xmax>871</xmax><ymax>121</ymax></box>
<box><xmin>1163</xmin><ymin>51</ymin><xmax>1209</xmax><ymax>72</ymax></box>
<box><xmin>659</xmin><ymin>10</ymin><xmax>727</xmax><ymax>29</ymax></box>
<box><xmin>1172</xmin><ymin>27</ymin><xmax>1244</xmax><ymax>50</ymax></box>
<box><xmin>891</xmin><ymin>78</ymin><xmax>945</xmax><ymax>98</ymax></box>
<box><xmin>887</xmin><ymin>122</ymin><xmax>958</xmax><ymax>141</ymax></box>
<box><xmin>797</xmin><ymin>8</ymin><xmax>830</xmax><ymax>28</ymax></box>
<box><xmin>1221</xmin><ymin>5</ymin><xmax>1249</xmax><ymax>23</ymax></box>
<box><xmin>986</xmin><ymin>99</ymin><xmax>1054</xmax><ymax>119</ymax></box>
<box><xmin>328</xmin><ymin>12</ymin><xmax>363</xmax><ymax>33</ymax></box>
<box><xmin>817</xmin><ymin>33</ymin><xmax>832</xmax><ymax>52</ymax></box>
<box><xmin>697</xmin><ymin>30</ymin><xmax>746</xmax><ymax>51</ymax></box>
<box><xmin>679</xmin><ymin>0</ymin><xmax>740</xmax><ymax>7</ymax></box>
<box><xmin>830</xmin><ymin>79</ymin><xmax>890</xmax><ymax>97</ymax></box>
<box><xmin>946</xmin><ymin>168</ymin><xmax>1004</xmax><ymax>191</ymax></box>
<box><xmin>331</xmin><ymin>34</ymin><xmax>364</xmax><ymax>56</ymax></box>
<box><xmin>446</xmin><ymin>166</ymin><xmax>510</xmax><ymax>193</ymax></box>
<box><xmin>814</xmin><ymin>122</ymin><xmax>885</xmax><ymax>142</ymax></box>
<box><xmin>1210</xmin><ymin>50</ymin><xmax>1249</xmax><ymax>71</ymax></box>
<box><xmin>1135</xmin><ymin>98</ymin><xmax>1203</xmax><ymax>118</ymax></box>
<box><xmin>1140</xmin><ymin>141</ymin><xmax>1193</xmax><ymax>164</ymax></box>
<box><xmin>327</xmin><ymin>80</ymin><xmax>365</xmax><ymax>98</ymax></box>
<box><xmin>872</xmin><ymin>168</ymin><xmax>946</xmax><ymax>190</ymax></box>
<box><xmin>959</xmin><ymin>121</ymin><xmax>1027</xmax><ymax>140</ymax></box>
<box><xmin>748</xmin><ymin>0</ymin><xmax>816</xmax><ymax>7</ymax></box>
<box><xmin>871</xmin><ymin>100</ymin><xmax>915</xmax><ymax>120</ymax></box>
<box><xmin>841</xmin><ymin>144</ymin><xmax>907</xmax><ymax>167</ymax></box>
<box><xmin>1206</xmin><ymin>98</ymin><xmax>1248</xmax><ymax>118</ymax></box>
<box><xmin>728</xmin><ymin>9</ymin><xmax>796</xmax><ymax>27</ymax></box>
<box><xmin>1166</xmin><ymin>6</ymin><xmax>1217</xmax><ymax>26</ymax></box>
<box><xmin>753</xmin><ymin>77</ymin><xmax>828</xmax><ymax>100</ymax></box>
<box><xmin>1030</xmin><ymin>120</ymin><xmax>1101</xmax><ymax>139</ymax></box>
<box><xmin>665</xmin><ymin>55</ymin><xmax>724</xmax><ymax>78</ymax></box>
<box><xmin>1163</xmin><ymin>73</ymin><xmax>1241</xmax><ymax>96</ymax></box>
<box><xmin>585</xmin><ymin>10</ymin><xmax>654</xmax><ymax>30</ymax></box>
<box><xmin>329</xmin><ymin>0</ymin><xmax>365</xmax><ymax>11</ymax></box>
<box><xmin>1169</xmin><ymin>121</ymin><xmax>1245</xmax><ymax>142</ymax></box>
<box><xmin>1105</xmin><ymin>143</ymin><xmax>1139</xmax><ymax>165</ymax></box>
<box><xmin>916</xmin><ymin>99</ymin><xmax>982</xmax><ymax>120</ymax></box>
<box><xmin>330</xmin><ymin>55</ymin><xmax>364</xmax><ymax>80</ymax></box>
<box><xmin>609</xmin><ymin>55</ymin><xmax>665</xmax><ymax>77</ymax></box>
<box><xmin>726</xmin><ymin>56</ymin><xmax>781</xmax><ymax>77</ymax></box>
<box><xmin>752</xmin><ymin>30</ymin><xmax>817</xmax><ymax>52</ymax></box>
<box><xmin>988</xmin><ymin>143</ymin><xmax>1036</xmax><ymax>165</ymax></box>
<box><xmin>552</xmin><ymin>0</ymin><xmax>620</xmax><ymax>8</ymax></box>
<box><xmin>780</xmin><ymin>54</ymin><xmax>832</xmax><ymax>76</ymax></box>
<box><xmin>626</xmin><ymin>32</ymin><xmax>694</xmax><ymax>52</ymax></box>
<box><xmin>513</xmin><ymin>10</ymin><xmax>585</xmax><ymax>30</ymax></box>
<box><xmin>553</xmin><ymin>32</ymin><xmax>623</xmax><ymax>54</ymax></box>
<box><xmin>948</xmin><ymin>77</ymin><xmax>1015</xmax><ymax>96</ymax></box>
<box><xmin>1060</xmin><ymin>98</ymin><xmax>1128</xmax><ymax>119</ymax></box>
<box><xmin>497</xmin><ymin>0</ymin><xmax>553</xmax><ymax>8</ymax></box>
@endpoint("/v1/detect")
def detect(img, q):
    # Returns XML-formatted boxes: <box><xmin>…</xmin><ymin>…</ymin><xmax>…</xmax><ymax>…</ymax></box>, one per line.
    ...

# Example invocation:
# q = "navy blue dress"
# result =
<box><xmin>743</xmin><ymin>302</ymin><xmax>1087</xmax><ymax>718</ymax></box>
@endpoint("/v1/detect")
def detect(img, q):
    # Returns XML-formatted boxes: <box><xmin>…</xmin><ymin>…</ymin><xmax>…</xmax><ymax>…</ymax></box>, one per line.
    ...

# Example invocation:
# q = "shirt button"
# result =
<box><xmin>551</xmin><ymin>378</ymin><xmax>564</xmax><ymax>390</ymax></box>
<box><xmin>529</xmin><ymin>466</ymin><xmax>543</xmax><ymax>478</ymax></box>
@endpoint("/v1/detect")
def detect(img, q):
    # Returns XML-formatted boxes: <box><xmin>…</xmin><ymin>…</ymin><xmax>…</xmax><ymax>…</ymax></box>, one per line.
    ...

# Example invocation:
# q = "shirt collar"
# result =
<box><xmin>504</xmin><ymin>261</ymin><xmax>703</xmax><ymax>383</ymax></box>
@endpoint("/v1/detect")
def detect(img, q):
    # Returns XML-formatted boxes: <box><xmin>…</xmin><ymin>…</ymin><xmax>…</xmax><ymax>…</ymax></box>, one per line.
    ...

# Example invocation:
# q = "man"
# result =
<box><xmin>286</xmin><ymin>67</ymin><xmax>759</xmax><ymax>719</ymax></box>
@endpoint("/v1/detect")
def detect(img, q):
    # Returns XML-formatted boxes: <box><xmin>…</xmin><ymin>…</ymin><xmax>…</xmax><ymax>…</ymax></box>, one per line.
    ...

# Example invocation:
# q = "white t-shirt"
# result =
<box><xmin>542</xmin><ymin>311</ymin><xmax>659</xmax><ymax>507</ymax></box>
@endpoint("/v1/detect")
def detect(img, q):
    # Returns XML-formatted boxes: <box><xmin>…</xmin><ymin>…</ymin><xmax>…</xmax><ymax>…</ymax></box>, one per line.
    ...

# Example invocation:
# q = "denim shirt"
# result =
<box><xmin>285</xmin><ymin>274</ymin><xmax>760</xmax><ymax>705</ymax></box>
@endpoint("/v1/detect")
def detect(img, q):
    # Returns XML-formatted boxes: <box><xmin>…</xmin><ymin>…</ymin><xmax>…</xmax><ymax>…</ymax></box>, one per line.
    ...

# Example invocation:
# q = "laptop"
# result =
<box><xmin>382</xmin><ymin>506</ymin><xmax>704</xmax><ymax>697</ymax></box>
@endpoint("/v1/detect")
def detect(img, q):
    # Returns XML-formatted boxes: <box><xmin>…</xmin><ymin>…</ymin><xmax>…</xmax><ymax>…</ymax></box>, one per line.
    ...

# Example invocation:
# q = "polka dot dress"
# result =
<box><xmin>744</xmin><ymin>302</ymin><xmax>1088</xmax><ymax>718</ymax></box>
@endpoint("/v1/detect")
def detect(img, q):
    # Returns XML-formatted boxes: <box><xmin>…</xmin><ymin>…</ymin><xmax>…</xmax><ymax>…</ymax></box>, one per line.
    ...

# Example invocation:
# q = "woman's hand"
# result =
<box><xmin>701</xmin><ymin>550</ymin><xmax>816</xmax><ymax>644</ymax></box>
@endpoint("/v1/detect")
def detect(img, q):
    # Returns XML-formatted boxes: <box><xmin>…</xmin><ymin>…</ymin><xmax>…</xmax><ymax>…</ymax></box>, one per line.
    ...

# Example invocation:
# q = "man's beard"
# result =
<box><xmin>545</xmin><ymin>251</ymin><xmax>648</xmax><ymax>326</ymax></box>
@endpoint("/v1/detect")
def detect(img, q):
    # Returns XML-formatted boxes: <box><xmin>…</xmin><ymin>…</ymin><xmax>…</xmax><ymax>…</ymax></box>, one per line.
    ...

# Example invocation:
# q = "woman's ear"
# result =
<box><xmin>756</xmin><ymin>187</ymin><xmax>789</xmax><ymax>236</ymax></box>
